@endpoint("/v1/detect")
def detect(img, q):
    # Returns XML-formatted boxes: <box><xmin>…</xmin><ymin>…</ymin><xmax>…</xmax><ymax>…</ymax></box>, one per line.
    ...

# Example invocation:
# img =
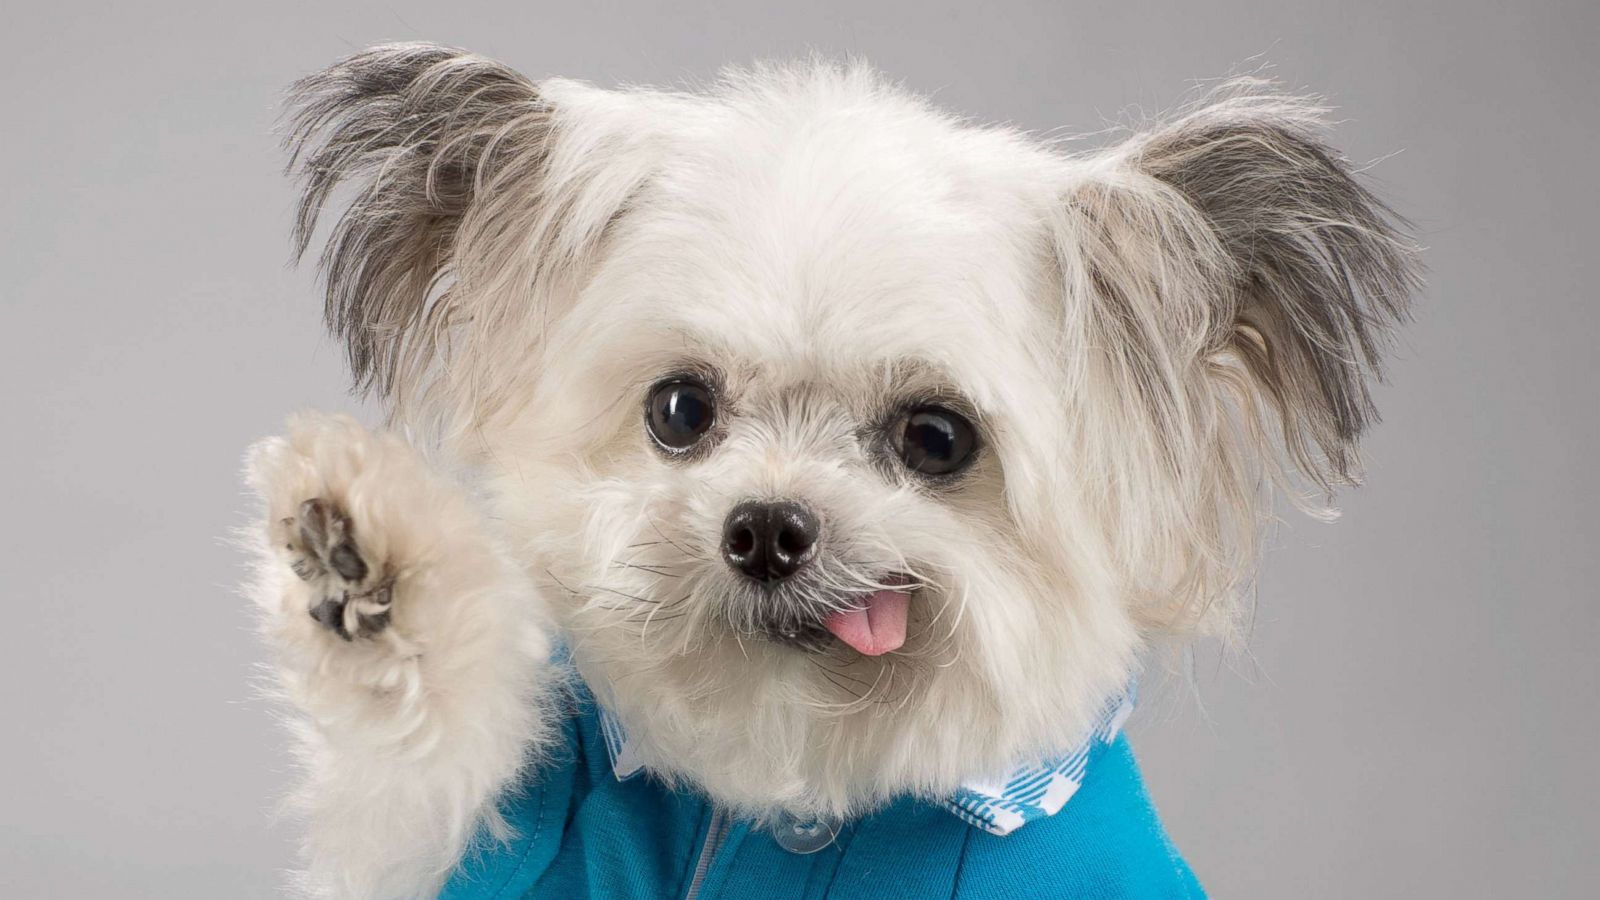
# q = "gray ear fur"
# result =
<box><xmin>284</xmin><ymin>42</ymin><xmax>552</xmax><ymax>396</ymax></box>
<box><xmin>1128</xmin><ymin>81</ymin><xmax>1423</xmax><ymax>486</ymax></box>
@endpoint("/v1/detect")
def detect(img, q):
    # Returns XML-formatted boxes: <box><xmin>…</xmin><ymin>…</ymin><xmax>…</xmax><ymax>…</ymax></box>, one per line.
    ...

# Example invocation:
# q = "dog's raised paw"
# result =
<box><xmin>283</xmin><ymin>498</ymin><xmax>393</xmax><ymax>640</ymax></box>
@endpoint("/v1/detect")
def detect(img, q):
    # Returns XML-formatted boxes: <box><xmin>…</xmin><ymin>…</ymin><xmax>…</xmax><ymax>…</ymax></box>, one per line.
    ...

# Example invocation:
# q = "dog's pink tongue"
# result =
<box><xmin>823</xmin><ymin>589</ymin><xmax>911</xmax><ymax>656</ymax></box>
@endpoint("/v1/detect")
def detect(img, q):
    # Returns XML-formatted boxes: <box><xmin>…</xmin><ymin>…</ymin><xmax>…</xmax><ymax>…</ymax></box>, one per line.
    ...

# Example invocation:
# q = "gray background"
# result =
<box><xmin>2</xmin><ymin>1</ymin><xmax>1595</xmax><ymax>897</ymax></box>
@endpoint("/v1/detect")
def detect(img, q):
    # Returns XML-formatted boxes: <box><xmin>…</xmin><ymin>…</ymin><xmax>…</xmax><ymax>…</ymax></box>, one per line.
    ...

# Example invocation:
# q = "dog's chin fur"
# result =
<box><xmin>251</xmin><ymin>43</ymin><xmax>1419</xmax><ymax>897</ymax></box>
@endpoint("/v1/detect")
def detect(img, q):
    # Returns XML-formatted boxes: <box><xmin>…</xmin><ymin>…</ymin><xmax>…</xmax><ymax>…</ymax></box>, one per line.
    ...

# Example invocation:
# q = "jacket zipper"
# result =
<box><xmin>684</xmin><ymin>807</ymin><xmax>732</xmax><ymax>896</ymax></box>
<box><xmin>683</xmin><ymin>806</ymin><xmax>729</xmax><ymax>900</ymax></box>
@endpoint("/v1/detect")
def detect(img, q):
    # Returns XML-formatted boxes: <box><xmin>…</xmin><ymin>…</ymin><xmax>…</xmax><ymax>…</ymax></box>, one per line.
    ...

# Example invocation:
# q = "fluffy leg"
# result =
<box><xmin>244</xmin><ymin>413</ymin><xmax>556</xmax><ymax>900</ymax></box>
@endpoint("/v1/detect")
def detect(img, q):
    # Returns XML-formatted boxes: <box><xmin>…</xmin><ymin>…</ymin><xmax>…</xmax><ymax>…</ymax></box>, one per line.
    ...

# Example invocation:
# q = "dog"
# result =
<box><xmin>243</xmin><ymin>43</ymin><xmax>1420</xmax><ymax>899</ymax></box>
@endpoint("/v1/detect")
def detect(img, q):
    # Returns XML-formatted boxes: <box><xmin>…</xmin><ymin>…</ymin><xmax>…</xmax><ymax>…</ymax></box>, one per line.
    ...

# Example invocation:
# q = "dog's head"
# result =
<box><xmin>286</xmin><ymin>44</ymin><xmax>1419</xmax><ymax>819</ymax></box>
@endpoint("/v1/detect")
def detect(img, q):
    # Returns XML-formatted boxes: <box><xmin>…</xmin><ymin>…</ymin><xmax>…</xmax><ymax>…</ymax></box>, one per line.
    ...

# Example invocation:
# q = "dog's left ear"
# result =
<box><xmin>1047</xmin><ymin>81</ymin><xmax>1422</xmax><ymax>629</ymax></box>
<box><xmin>1059</xmin><ymin>80</ymin><xmax>1422</xmax><ymax>493</ymax></box>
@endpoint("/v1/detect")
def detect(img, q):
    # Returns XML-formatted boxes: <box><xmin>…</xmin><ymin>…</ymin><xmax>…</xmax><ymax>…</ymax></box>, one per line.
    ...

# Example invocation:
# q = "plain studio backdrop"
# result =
<box><xmin>2</xmin><ymin>1</ymin><xmax>1595</xmax><ymax>897</ymax></box>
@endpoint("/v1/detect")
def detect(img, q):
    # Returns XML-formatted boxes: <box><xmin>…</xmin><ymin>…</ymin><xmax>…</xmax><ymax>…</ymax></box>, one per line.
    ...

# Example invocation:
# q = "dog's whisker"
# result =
<box><xmin>612</xmin><ymin>560</ymin><xmax>681</xmax><ymax>578</ymax></box>
<box><xmin>643</xmin><ymin>512</ymin><xmax>707</xmax><ymax>562</ymax></box>
<box><xmin>543</xmin><ymin>567</ymin><xmax>581</xmax><ymax>597</ymax></box>
<box><xmin>587</xmin><ymin>584</ymin><xmax>667</xmax><ymax>606</ymax></box>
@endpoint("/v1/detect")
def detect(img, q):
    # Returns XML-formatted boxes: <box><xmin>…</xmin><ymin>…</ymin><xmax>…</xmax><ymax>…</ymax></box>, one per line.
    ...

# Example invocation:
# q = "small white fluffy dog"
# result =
<box><xmin>244</xmin><ymin>43</ymin><xmax>1419</xmax><ymax>899</ymax></box>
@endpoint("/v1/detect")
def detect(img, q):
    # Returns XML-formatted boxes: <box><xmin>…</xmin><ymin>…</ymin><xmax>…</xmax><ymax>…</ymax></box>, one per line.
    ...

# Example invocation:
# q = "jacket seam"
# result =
<box><xmin>490</xmin><ymin>784</ymin><xmax>548</xmax><ymax>900</ymax></box>
<box><xmin>946</xmin><ymin>821</ymin><xmax>975</xmax><ymax>900</ymax></box>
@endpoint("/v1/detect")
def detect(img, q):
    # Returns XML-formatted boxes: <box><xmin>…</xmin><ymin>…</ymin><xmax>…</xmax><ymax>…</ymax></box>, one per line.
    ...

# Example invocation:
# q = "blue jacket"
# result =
<box><xmin>441</xmin><ymin>683</ymin><xmax>1203</xmax><ymax>899</ymax></box>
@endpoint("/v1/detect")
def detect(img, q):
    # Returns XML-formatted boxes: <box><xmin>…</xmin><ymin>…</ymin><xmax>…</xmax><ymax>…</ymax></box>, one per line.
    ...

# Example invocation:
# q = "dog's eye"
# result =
<box><xmin>897</xmin><ymin>406</ymin><xmax>977</xmax><ymax>476</ymax></box>
<box><xmin>646</xmin><ymin>379</ymin><xmax>716</xmax><ymax>451</ymax></box>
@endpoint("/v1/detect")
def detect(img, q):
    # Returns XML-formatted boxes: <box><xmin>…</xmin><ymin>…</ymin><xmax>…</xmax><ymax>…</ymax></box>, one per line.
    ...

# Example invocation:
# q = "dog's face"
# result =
<box><xmin>287</xmin><ymin>45</ymin><xmax>1418</xmax><ymax>818</ymax></box>
<box><xmin>478</xmin><ymin>110</ymin><xmax>1143</xmax><ymax>815</ymax></box>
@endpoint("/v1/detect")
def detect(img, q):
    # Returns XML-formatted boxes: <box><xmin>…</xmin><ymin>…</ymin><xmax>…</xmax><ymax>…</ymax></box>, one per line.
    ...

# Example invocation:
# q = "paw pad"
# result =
<box><xmin>285</xmin><ymin>499</ymin><xmax>393</xmax><ymax>640</ymax></box>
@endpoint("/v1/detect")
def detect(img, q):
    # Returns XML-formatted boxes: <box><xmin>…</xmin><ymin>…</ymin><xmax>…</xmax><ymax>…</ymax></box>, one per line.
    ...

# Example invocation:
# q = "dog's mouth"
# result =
<box><xmin>758</xmin><ymin>575</ymin><xmax>915</xmax><ymax>656</ymax></box>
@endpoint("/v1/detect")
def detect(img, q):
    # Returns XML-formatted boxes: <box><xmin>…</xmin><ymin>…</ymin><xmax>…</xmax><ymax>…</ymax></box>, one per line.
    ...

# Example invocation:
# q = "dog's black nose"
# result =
<box><xmin>722</xmin><ymin>500</ymin><xmax>820</xmax><ymax>583</ymax></box>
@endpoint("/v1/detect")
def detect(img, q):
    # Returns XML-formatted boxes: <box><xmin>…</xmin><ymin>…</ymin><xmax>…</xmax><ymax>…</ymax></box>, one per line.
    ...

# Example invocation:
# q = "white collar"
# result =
<box><xmin>596</xmin><ymin>690</ymin><xmax>1133</xmax><ymax>837</ymax></box>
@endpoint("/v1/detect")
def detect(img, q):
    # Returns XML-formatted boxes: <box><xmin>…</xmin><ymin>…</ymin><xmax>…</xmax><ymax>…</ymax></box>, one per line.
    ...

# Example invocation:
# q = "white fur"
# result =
<box><xmin>246</xmin><ymin>48</ymin><xmax>1416</xmax><ymax>898</ymax></box>
<box><xmin>245</xmin><ymin>415</ymin><xmax>555</xmax><ymax>898</ymax></box>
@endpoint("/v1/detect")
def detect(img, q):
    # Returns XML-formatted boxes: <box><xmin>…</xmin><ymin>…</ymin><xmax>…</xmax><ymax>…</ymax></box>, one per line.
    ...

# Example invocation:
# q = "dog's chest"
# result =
<box><xmin>440</xmin><ymin>692</ymin><xmax>1204</xmax><ymax>900</ymax></box>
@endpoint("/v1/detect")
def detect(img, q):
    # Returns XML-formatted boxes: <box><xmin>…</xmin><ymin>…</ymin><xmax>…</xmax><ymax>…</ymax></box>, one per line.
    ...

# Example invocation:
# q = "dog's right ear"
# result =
<box><xmin>286</xmin><ymin>44</ymin><xmax>653</xmax><ymax>419</ymax></box>
<box><xmin>286</xmin><ymin>44</ymin><xmax>547</xmax><ymax>397</ymax></box>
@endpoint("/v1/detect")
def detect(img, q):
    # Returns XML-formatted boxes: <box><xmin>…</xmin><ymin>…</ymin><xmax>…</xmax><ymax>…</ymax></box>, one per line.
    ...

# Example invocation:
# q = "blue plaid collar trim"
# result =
<box><xmin>596</xmin><ymin>689</ymin><xmax>1133</xmax><ymax>837</ymax></box>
